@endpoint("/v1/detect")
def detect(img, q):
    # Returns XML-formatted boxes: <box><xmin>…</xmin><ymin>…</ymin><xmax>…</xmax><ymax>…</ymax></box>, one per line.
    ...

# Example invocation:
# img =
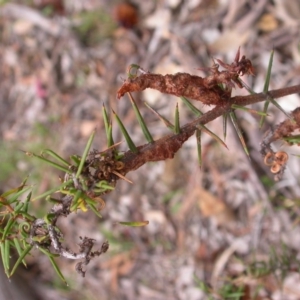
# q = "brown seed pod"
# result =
<box><xmin>270</xmin><ymin>162</ymin><xmax>281</xmax><ymax>174</ymax></box>
<box><xmin>274</xmin><ymin>151</ymin><xmax>288</xmax><ymax>165</ymax></box>
<box><xmin>264</xmin><ymin>151</ymin><xmax>274</xmax><ymax>166</ymax></box>
<box><xmin>115</xmin><ymin>161</ymin><xmax>125</xmax><ymax>170</ymax></box>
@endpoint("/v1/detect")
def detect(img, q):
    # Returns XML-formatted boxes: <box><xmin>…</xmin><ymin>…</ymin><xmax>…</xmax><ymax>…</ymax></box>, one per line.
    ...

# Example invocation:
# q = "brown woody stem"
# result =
<box><xmin>121</xmin><ymin>84</ymin><xmax>300</xmax><ymax>175</ymax></box>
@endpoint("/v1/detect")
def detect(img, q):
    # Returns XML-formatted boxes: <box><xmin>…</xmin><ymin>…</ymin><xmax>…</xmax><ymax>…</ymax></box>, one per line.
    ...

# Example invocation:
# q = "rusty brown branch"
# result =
<box><xmin>120</xmin><ymin>84</ymin><xmax>300</xmax><ymax>175</ymax></box>
<box><xmin>117</xmin><ymin>73</ymin><xmax>227</xmax><ymax>105</ymax></box>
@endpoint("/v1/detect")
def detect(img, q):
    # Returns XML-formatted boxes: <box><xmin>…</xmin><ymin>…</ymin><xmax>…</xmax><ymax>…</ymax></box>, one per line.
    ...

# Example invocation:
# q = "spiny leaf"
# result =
<box><xmin>231</xmin><ymin>104</ymin><xmax>268</xmax><ymax>116</ymax></box>
<box><xmin>38</xmin><ymin>247</ymin><xmax>60</xmax><ymax>258</ymax></box>
<box><xmin>113</xmin><ymin>110</ymin><xmax>138</xmax><ymax>153</ymax></box>
<box><xmin>5</xmin><ymin>186</ymin><xmax>32</xmax><ymax>204</ymax></box>
<box><xmin>128</xmin><ymin>92</ymin><xmax>153</xmax><ymax>143</ymax></box>
<box><xmin>180</xmin><ymin>96</ymin><xmax>202</xmax><ymax>116</ymax></box>
<box><xmin>40</xmin><ymin>149</ymin><xmax>70</xmax><ymax>167</ymax></box>
<box><xmin>1</xmin><ymin>178</ymin><xmax>28</xmax><ymax>198</ymax></box>
<box><xmin>144</xmin><ymin>102</ymin><xmax>175</xmax><ymax>131</ymax></box>
<box><xmin>13</xmin><ymin>238</ymin><xmax>27</xmax><ymax>267</ymax></box>
<box><xmin>24</xmin><ymin>151</ymin><xmax>70</xmax><ymax>173</ymax></box>
<box><xmin>267</xmin><ymin>97</ymin><xmax>295</xmax><ymax>123</ymax></box>
<box><xmin>47</xmin><ymin>255</ymin><xmax>67</xmax><ymax>284</ymax></box>
<box><xmin>223</xmin><ymin>113</ymin><xmax>228</xmax><ymax>140</ymax></box>
<box><xmin>197</xmin><ymin>124</ymin><xmax>228</xmax><ymax>149</ymax></box>
<box><xmin>23</xmin><ymin>191</ymin><xmax>31</xmax><ymax>213</ymax></box>
<box><xmin>2</xmin><ymin>216</ymin><xmax>16</xmax><ymax>242</ymax></box>
<box><xmin>229</xmin><ymin>111</ymin><xmax>250</xmax><ymax>157</ymax></box>
<box><xmin>32</xmin><ymin>179</ymin><xmax>73</xmax><ymax>201</ymax></box>
<box><xmin>196</xmin><ymin>129</ymin><xmax>202</xmax><ymax>168</ymax></box>
<box><xmin>70</xmin><ymin>155</ymin><xmax>81</xmax><ymax>166</ymax></box>
<box><xmin>86</xmin><ymin>201</ymin><xmax>102</xmax><ymax>218</ymax></box>
<box><xmin>118</xmin><ymin>220</ymin><xmax>149</xmax><ymax>227</ymax></box>
<box><xmin>107</xmin><ymin>121</ymin><xmax>114</xmax><ymax>148</ymax></box>
<box><xmin>102</xmin><ymin>105</ymin><xmax>114</xmax><ymax>147</ymax></box>
<box><xmin>174</xmin><ymin>103</ymin><xmax>180</xmax><ymax>134</ymax></box>
<box><xmin>76</xmin><ymin>129</ymin><xmax>96</xmax><ymax>178</ymax></box>
<box><xmin>14</xmin><ymin>201</ymin><xmax>24</xmax><ymax>214</ymax></box>
<box><xmin>19</xmin><ymin>211</ymin><xmax>35</xmax><ymax>221</ymax></box>
<box><xmin>237</xmin><ymin>78</ymin><xmax>255</xmax><ymax>94</ymax></box>
<box><xmin>1</xmin><ymin>240</ymin><xmax>10</xmax><ymax>276</ymax></box>
<box><xmin>102</xmin><ymin>104</ymin><xmax>110</xmax><ymax>136</ymax></box>
<box><xmin>263</xmin><ymin>50</ymin><xmax>274</xmax><ymax>94</ymax></box>
<box><xmin>259</xmin><ymin>50</ymin><xmax>274</xmax><ymax>127</ymax></box>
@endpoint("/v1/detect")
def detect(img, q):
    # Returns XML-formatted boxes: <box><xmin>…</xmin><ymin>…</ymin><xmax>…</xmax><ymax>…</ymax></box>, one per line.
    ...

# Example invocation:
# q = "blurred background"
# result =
<box><xmin>1</xmin><ymin>0</ymin><xmax>300</xmax><ymax>299</ymax></box>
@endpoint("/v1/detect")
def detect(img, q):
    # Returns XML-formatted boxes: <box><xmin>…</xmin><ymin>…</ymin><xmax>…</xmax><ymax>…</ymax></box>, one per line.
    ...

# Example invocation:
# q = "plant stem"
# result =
<box><xmin>120</xmin><ymin>84</ymin><xmax>300</xmax><ymax>174</ymax></box>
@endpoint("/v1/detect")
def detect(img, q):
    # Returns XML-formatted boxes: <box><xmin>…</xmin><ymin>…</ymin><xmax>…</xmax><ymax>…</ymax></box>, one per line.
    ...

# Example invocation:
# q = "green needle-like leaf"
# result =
<box><xmin>23</xmin><ymin>191</ymin><xmax>31</xmax><ymax>213</ymax></box>
<box><xmin>223</xmin><ymin>113</ymin><xmax>228</xmax><ymax>140</ymax></box>
<box><xmin>197</xmin><ymin>124</ymin><xmax>228</xmax><ymax>150</ymax></box>
<box><xmin>102</xmin><ymin>104</ymin><xmax>110</xmax><ymax>136</ymax></box>
<box><xmin>25</xmin><ymin>152</ymin><xmax>70</xmax><ymax>173</ymax></box>
<box><xmin>268</xmin><ymin>97</ymin><xmax>295</xmax><ymax>122</ymax></box>
<box><xmin>2</xmin><ymin>216</ymin><xmax>16</xmax><ymax>242</ymax></box>
<box><xmin>86</xmin><ymin>202</ymin><xmax>102</xmax><ymax>218</ymax></box>
<box><xmin>47</xmin><ymin>255</ymin><xmax>67</xmax><ymax>284</ymax></box>
<box><xmin>231</xmin><ymin>104</ymin><xmax>268</xmax><ymax>116</ymax></box>
<box><xmin>19</xmin><ymin>211</ymin><xmax>35</xmax><ymax>221</ymax></box>
<box><xmin>102</xmin><ymin>105</ymin><xmax>114</xmax><ymax>147</ymax></box>
<box><xmin>70</xmin><ymin>155</ymin><xmax>81</xmax><ymax>166</ymax></box>
<box><xmin>107</xmin><ymin>121</ymin><xmax>114</xmax><ymax>148</ymax></box>
<box><xmin>1</xmin><ymin>240</ymin><xmax>10</xmax><ymax>276</ymax></box>
<box><xmin>32</xmin><ymin>179</ymin><xmax>73</xmax><ymax>201</ymax></box>
<box><xmin>4</xmin><ymin>240</ymin><xmax>10</xmax><ymax>273</ymax></box>
<box><xmin>180</xmin><ymin>96</ymin><xmax>203</xmax><ymax>116</ymax></box>
<box><xmin>13</xmin><ymin>238</ymin><xmax>27</xmax><ymax>267</ymax></box>
<box><xmin>237</xmin><ymin>78</ymin><xmax>255</xmax><ymax>94</ymax></box>
<box><xmin>14</xmin><ymin>201</ymin><xmax>24</xmax><ymax>213</ymax></box>
<box><xmin>41</xmin><ymin>149</ymin><xmax>70</xmax><ymax>167</ymax></box>
<box><xmin>144</xmin><ymin>102</ymin><xmax>175</xmax><ymax>131</ymax></box>
<box><xmin>259</xmin><ymin>50</ymin><xmax>274</xmax><ymax>127</ymax></box>
<box><xmin>263</xmin><ymin>50</ymin><xmax>274</xmax><ymax>94</ymax></box>
<box><xmin>39</xmin><ymin>247</ymin><xmax>60</xmax><ymax>257</ymax></box>
<box><xmin>118</xmin><ymin>220</ymin><xmax>149</xmax><ymax>227</ymax></box>
<box><xmin>196</xmin><ymin>129</ymin><xmax>202</xmax><ymax>168</ymax></box>
<box><xmin>76</xmin><ymin>129</ymin><xmax>96</xmax><ymax>178</ymax></box>
<box><xmin>1</xmin><ymin>178</ymin><xmax>28</xmax><ymax>198</ymax></box>
<box><xmin>6</xmin><ymin>186</ymin><xmax>32</xmax><ymax>204</ymax></box>
<box><xmin>174</xmin><ymin>103</ymin><xmax>180</xmax><ymax>134</ymax></box>
<box><xmin>113</xmin><ymin>110</ymin><xmax>138</xmax><ymax>153</ymax></box>
<box><xmin>128</xmin><ymin>92</ymin><xmax>153</xmax><ymax>143</ymax></box>
<box><xmin>229</xmin><ymin>111</ymin><xmax>250</xmax><ymax>156</ymax></box>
